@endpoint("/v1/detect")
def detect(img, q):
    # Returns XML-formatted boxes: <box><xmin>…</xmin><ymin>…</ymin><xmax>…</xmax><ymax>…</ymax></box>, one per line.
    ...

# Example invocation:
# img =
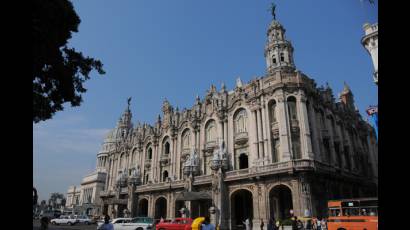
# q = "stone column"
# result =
<box><xmin>257</xmin><ymin>108</ymin><xmax>265</xmax><ymax>160</ymax></box>
<box><xmin>228</xmin><ymin>115</ymin><xmax>235</xmax><ymax>169</ymax></box>
<box><xmin>298</xmin><ymin>95</ymin><xmax>314</xmax><ymax>159</ymax></box>
<box><xmin>261</xmin><ymin>99</ymin><xmax>270</xmax><ymax>164</ymax></box>
<box><xmin>276</xmin><ymin>94</ymin><xmax>291</xmax><ymax>161</ymax></box>
<box><xmin>250</xmin><ymin>108</ymin><xmax>260</xmax><ymax>163</ymax></box>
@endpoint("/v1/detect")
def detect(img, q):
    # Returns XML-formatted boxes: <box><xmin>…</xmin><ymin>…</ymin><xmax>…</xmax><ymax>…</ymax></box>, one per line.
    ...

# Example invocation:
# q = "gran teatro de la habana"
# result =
<box><xmin>76</xmin><ymin>13</ymin><xmax>378</xmax><ymax>230</ymax></box>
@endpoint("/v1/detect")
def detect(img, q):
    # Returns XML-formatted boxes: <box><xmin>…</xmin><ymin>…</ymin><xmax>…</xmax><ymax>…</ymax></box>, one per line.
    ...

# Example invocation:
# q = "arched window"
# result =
<box><xmin>119</xmin><ymin>153</ymin><xmax>124</xmax><ymax>169</ymax></box>
<box><xmin>147</xmin><ymin>147</ymin><xmax>152</xmax><ymax>160</ymax></box>
<box><xmin>182</xmin><ymin>130</ymin><xmax>191</xmax><ymax>150</ymax></box>
<box><xmin>206</xmin><ymin>120</ymin><xmax>217</xmax><ymax>143</ymax></box>
<box><xmin>162</xmin><ymin>171</ymin><xmax>169</xmax><ymax>182</ymax></box>
<box><xmin>280</xmin><ymin>53</ymin><xmax>284</xmax><ymax>62</ymax></box>
<box><xmin>272</xmin><ymin>55</ymin><xmax>277</xmax><ymax>64</ymax></box>
<box><xmin>162</xmin><ymin>137</ymin><xmax>170</xmax><ymax>155</ymax></box>
<box><xmin>269</xmin><ymin>100</ymin><xmax>277</xmax><ymax>122</ymax></box>
<box><xmin>234</xmin><ymin>109</ymin><xmax>248</xmax><ymax>134</ymax></box>
<box><xmin>164</xmin><ymin>142</ymin><xmax>170</xmax><ymax>155</ymax></box>
<box><xmin>287</xmin><ymin>96</ymin><xmax>297</xmax><ymax>120</ymax></box>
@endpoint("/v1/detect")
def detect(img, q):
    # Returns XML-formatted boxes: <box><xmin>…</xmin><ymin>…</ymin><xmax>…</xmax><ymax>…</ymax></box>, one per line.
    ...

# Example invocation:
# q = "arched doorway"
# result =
<box><xmin>269</xmin><ymin>185</ymin><xmax>293</xmax><ymax>221</ymax></box>
<box><xmin>138</xmin><ymin>199</ymin><xmax>148</xmax><ymax>217</ymax></box>
<box><xmin>231</xmin><ymin>189</ymin><xmax>253</xmax><ymax>230</ymax></box>
<box><xmin>155</xmin><ymin>197</ymin><xmax>167</xmax><ymax>219</ymax></box>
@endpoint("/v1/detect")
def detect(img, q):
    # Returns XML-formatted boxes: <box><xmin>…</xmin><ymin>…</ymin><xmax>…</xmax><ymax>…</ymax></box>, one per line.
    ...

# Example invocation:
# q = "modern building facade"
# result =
<box><xmin>71</xmin><ymin>14</ymin><xmax>377</xmax><ymax>230</ymax></box>
<box><xmin>362</xmin><ymin>22</ymin><xmax>378</xmax><ymax>85</ymax></box>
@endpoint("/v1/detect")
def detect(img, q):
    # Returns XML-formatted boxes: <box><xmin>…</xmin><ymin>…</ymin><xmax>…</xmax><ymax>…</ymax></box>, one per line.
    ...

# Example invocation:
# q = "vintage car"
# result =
<box><xmin>155</xmin><ymin>218</ymin><xmax>193</xmax><ymax>230</ymax></box>
<box><xmin>50</xmin><ymin>215</ymin><xmax>79</xmax><ymax>226</ymax></box>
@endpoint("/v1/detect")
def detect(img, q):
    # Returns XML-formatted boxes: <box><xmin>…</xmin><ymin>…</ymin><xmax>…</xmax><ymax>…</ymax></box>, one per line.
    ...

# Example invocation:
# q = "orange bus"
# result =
<box><xmin>327</xmin><ymin>197</ymin><xmax>378</xmax><ymax>230</ymax></box>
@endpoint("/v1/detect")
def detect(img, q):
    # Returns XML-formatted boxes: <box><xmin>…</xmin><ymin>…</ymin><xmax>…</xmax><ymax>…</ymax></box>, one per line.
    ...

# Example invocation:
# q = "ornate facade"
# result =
<box><xmin>362</xmin><ymin>22</ymin><xmax>378</xmax><ymax>85</ymax></box>
<box><xmin>94</xmin><ymin>16</ymin><xmax>378</xmax><ymax>230</ymax></box>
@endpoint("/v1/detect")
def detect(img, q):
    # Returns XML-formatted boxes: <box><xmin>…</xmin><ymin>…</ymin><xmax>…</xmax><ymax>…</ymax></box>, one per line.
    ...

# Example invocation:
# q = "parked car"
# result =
<box><xmin>97</xmin><ymin>218</ymin><xmax>132</xmax><ymax>229</ymax></box>
<box><xmin>115</xmin><ymin>217</ymin><xmax>154</xmax><ymax>230</ymax></box>
<box><xmin>74</xmin><ymin>215</ymin><xmax>94</xmax><ymax>225</ymax></box>
<box><xmin>50</xmin><ymin>215</ymin><xmax>79</xmax><ymax>226</ymax></box>
<box><xmin>155</xmin><ymin>218</ymin><xmax>193</xmax><ymax>230</ymax></box>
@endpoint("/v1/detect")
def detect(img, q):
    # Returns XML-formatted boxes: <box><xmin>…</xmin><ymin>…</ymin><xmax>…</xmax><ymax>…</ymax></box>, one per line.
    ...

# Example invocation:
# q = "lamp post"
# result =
<box><xmin>210</xmin><ymin>139</ymin><xmax>228</xmax><ymax>230</ymax></box>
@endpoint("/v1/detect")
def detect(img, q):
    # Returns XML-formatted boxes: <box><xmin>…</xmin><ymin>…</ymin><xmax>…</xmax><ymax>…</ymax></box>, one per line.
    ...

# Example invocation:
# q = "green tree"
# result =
<box><xmin>33</xmin><ymin>0</ymin><xmax>105</xmax><ymax>123</ymax></box>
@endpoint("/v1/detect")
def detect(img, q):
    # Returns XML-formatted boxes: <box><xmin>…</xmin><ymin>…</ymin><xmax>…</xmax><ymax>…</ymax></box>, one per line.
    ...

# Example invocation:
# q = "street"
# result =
<box><xmin>33</xmin><ymin>220</ymin><xmax>97</xmax><ymax>230</ymax></box>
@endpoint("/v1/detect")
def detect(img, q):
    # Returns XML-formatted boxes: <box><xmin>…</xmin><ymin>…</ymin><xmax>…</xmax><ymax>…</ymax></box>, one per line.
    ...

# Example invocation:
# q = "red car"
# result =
<box><xmin>156</xmin><ymin>218</ymin><xmax>193</xmax><ymax>230</ymax></box>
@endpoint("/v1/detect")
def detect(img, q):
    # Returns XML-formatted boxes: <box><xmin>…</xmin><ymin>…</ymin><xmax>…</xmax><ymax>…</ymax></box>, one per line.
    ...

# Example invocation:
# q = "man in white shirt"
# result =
<box><xmin>98</xmin><ymin>215</ymin><xmax>114</xmax><ymax>230</ymax></box>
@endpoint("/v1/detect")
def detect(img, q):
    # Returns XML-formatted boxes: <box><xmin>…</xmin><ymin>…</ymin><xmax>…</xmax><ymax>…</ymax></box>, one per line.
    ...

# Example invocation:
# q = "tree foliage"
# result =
<box><xmin>33</xmin><ymin>0</ymin><xmax>105</xmax><ymax>123</ymax></box>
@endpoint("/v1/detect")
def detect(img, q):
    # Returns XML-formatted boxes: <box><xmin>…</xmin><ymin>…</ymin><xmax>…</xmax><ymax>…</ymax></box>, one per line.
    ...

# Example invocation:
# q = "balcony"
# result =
<box><xmin>160</xmin><ymin>155</ymin><xmax>170</xmax><ymax>166</ymax></box>
<box><xmin>234</xmin><ymin>132</ymin><xmax>248</xmax><ymax>145</ymax></box>
<box><xmin>182</xmin><ymin>148</ymin><xmax>191</xmax><ymax>159</ymax></box>
<box><xmin>204</xmin><ymin>141</ymin><xmax>217</xmax><ymax>152</ymax></box>
<box><xmin>99</xmin><ymin>190</ymin><xmax>114</xmax><ymax>197</ymax></box>
<box><xmin>144</xmin><ymin>159</ymin><xmax>151</xmax><ymax>169</ymax></box>
<box><xmin>193</xmin><ymin>175</ymin><xmax>212</xmax><ymax>185</ymax></box>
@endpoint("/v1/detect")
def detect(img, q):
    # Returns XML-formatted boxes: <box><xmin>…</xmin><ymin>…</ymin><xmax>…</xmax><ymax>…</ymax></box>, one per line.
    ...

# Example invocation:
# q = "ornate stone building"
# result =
<box><xmin>362</xmin><ymin>22</ymin><xmax>378</xmax><ymax>85</ymax></box>
<box><xmin>94</xmin><ymin>15</ymin><xmax>378</xmax><ymax>230</ymax></box>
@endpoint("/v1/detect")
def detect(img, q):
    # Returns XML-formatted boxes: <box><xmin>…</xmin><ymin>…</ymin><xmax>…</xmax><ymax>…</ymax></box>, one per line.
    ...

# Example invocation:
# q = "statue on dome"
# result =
<box><xmin>127</xmin><ymin>97</ymin><xmax>132</xmax><ymax>109</ymax></box>
<box><xmin>270</xmin><ymin>2</ymin><xmax>276</xmax><ymax>20</ymax></box>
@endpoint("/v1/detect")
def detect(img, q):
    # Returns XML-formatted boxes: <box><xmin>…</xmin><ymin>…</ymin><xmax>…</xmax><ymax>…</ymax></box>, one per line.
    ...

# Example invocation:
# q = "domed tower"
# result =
<box><xmin>339</xmin><ymin>82</ymin><xmax>355</xmax><ymax>112</ymax></box>
<box><xmin>115</xmin><ymin>97</ymin><xmax>133</xmax><ymax>139</ymax></box>
<box><xmin>264</xmin><ymin>4</ymin><xmax>296</xmax><ymax>74</ymax></box>
<box><xmin>362</xmin><ymin>22</ymin><xmax>378</xmax><ymax>85</ymax></box>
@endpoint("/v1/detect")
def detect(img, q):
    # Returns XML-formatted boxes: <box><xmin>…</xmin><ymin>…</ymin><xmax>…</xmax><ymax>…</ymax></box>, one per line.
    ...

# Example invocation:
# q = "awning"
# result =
<box><xmin>175</xmin><ymin>191</ymin><xmax>212</xmax><ymax>201</ymax></box>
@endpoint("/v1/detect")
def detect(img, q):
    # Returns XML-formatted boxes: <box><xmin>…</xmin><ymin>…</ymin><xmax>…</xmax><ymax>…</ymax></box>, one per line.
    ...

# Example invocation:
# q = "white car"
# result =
<box><xmin>97</xmin><ymin>218</ymin><xmax>132</xmax><ymax>229</ymax></box>
<box><xmin>74</xmin><ymin>215</ymin><xmax>93</xmax><ymax>225</ymax></box>
<box><xmin>50</xmin><ymin>215</ymin><xmax>79</xmax><ymax>226</ymax></box>
<box><xmin>113</xmin><ymin>217</ymin><xmax>154</xmax><ymax>230</ymax></box>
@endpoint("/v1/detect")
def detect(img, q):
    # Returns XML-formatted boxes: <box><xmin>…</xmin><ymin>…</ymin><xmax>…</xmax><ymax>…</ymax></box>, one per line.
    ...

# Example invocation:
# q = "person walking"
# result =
<box><xmin>40</xmin><ymin>217</ymin><xmax>49</xmax><ymax>230</ymax></box>
<box><xmin>243</xmin><ymin>218</ymin><xmax>251</xmax><ymax>230</ymax></box>
<box><xmin>97</xmin><ymin>215</ymin><xmax>114</xmax><ymax>230</ymax></box>
<box><xmin>267</xmin><ymin>218</ymin><xmax>274</xmax><ymax>230</ymax></box>
<box><xmin>260</xmin><ymin>219</ymin><xmax>264</xmax><ymax>230</ymax></box>
<box><xmin>291</xmin><ymin>216</ymin><xmax>298</xmax><ymax>230</ymax></box>
<box><xmin>321</xmin><ymin>218</ymin><xmax>327</xmax><ymax>230</ymax></box>
<box><xmin>305</xmin><ymin>219</ymin><xmax>313</xmax><ymax>230</ymax></box>
<box><xmin>201</xmin><ymin>216</ymin><xmax>216</xmax><ymax>230</ymax></box>
<box><xmin>316</xmin><ymin>218</ymin><xmax>322</xmax><ymax>230</ymax></box>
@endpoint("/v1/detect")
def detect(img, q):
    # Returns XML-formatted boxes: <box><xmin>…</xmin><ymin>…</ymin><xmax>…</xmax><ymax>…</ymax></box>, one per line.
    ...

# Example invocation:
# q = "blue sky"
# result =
<box><xmin>33</xmin><ymin>0</ymin><xmax>378</xmax><ymax>202</ymax></box>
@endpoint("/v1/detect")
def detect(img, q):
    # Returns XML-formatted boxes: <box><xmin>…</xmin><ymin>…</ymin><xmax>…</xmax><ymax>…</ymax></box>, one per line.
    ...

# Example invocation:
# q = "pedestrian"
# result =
<box><xmin>291</xmin><ymin>216</ymin><xmax>298</xmax><ymax>230</ymax></box>
<box><xmin>306</xmin><ymin>219</ymin><xmax>313</xmax><ymax>230</ymax></box>
<box><xmin>316</xmin><ymin>218</ymin><xmax>321</xmax><ymax>230</ymax></box>
<box><xmin>296</xmin><ymin>218</ymin><xmax>304</xmax><ymax>230</ymax></box>
<box><xmin>160</xmin><ymin>217</ymin><xmax>164</xmax><ymax>223</ymax></box>
<box><xmin>267</xmin><ymin>218</ymin><xmax>274</xmax><ymax>230</ymax></box>
<box><xmin>201</xmin><ymin>216</ymin><xmax>216</xmax><ymax>230</ymax></box>
<box><xmin>321</xmin><ymin>218</ymin><xmax>327</xmax><ymax>230</ymax></box>
<box><xmin>40</xmin><ymin>217</ymin><xmax>49</xmax><ymax>230</ymax></box>
<box><xmin>260</xmin><ymin>219</ymin><xmax>264</xmax><ymax>230</ymax></box>
<box><xmin>243</xmin><ymin>218</ymin><xmax>251</xmax><ymax>230</ymax></box>
<box><xmin>98</xmin><ymin>215</ymin><xmax>114</xmax><ymax>230</ymax></box>
<box><xmin>275</xmin><ymin>219</ymin><xmax>280</xmax><ymax>230</ymax></box>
